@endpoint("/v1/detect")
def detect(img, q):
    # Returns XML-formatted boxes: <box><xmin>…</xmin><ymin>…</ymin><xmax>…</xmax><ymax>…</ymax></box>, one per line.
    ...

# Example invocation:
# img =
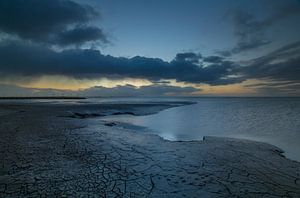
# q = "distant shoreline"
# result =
<box><xmin>0</xmin><ymin>97</ymin><xmax>86</xmax><ymax>100</ymax></box>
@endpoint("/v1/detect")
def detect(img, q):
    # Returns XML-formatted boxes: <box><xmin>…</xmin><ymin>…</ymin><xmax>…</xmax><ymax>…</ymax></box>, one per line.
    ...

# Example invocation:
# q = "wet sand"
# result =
<box><xmin>0</xmin><ymin>102</ymin><xmax>299</xmax><ymax>197</ymax></box>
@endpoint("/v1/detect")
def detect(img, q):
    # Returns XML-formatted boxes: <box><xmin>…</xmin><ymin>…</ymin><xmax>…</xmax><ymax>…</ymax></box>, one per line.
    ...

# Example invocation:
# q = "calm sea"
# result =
<box><xmin>2</xmin><ymin>97</ymin><xmax>299</xmax><ymax>161</ymax></box>
<box><xmin>102</xmin><ymin>97</ymin><xmax>300</xmax><ymax>161</ymax></box>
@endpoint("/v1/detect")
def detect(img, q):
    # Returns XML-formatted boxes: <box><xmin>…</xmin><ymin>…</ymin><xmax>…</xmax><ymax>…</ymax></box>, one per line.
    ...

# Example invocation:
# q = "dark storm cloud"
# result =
<box><xmin>0</xmin><ymin>0</ymin><xmax>107</xmax><ymax>45</ymax></box>
<box><xmin>0</xmin><ymin>40</ymin><xmax>238</xmax><ymax>85</ymax></box>
<box><xmin>226</xmin><ymin>1</ymin><xmax>300</xmax><ymax>54</ymax></box>
<box><xmin>0</xmin><ymin>39</ymin><xmax>298</xmax><ymax>88</ymax></box>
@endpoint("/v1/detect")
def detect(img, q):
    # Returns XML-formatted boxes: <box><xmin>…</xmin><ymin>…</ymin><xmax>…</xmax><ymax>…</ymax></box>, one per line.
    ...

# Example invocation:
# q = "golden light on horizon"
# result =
<box><xmin>0</xmin><ymin>75</ymin><xmax>270</xmax><ymax>96</ymax></box>
<box><xmin>15</xmin><ymin>75</ymin><xmax>153</xmax><ymax>91</ymax></box>
<box><xmin>166</xmin><ymin>79</ymin><xmax>260</xmax><ymax>96</ymax></box>
<box><xmin>193</xmin><ymin>79</ymin><xmax>262</xmax><ymax>96</ymax></box>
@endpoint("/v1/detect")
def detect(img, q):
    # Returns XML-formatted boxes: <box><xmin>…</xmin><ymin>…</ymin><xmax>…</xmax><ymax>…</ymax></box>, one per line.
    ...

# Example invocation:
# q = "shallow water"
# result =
<box><xmin>103</xmin><ymin>97</ymin><xmax>300</xmax><ymax>161</ymax></box>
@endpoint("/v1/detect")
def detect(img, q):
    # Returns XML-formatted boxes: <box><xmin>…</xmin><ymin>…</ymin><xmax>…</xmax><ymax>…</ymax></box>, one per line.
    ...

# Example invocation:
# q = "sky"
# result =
<box><xmin>0</xmin><ymin>0</ymin><xmax>300</xmax><ymax>97</ymax></box>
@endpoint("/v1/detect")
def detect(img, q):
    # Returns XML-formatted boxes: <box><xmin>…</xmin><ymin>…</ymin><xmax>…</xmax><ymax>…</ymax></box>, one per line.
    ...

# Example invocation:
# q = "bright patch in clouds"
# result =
<box><xmin>18</xmin><ymin>76</ymin><xmax>153</xmax><ymax>91</ymax></box>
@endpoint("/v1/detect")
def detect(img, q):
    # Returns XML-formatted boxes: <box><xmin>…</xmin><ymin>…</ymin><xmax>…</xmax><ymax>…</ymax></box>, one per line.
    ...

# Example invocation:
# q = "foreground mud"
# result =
<box><xmin>0</xmin><ymin>103</ymin><xmax>299</xmax><ymax>197</ymax></box>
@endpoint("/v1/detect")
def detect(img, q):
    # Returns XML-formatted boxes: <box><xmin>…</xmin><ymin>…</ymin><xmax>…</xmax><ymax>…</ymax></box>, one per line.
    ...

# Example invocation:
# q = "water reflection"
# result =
<box><xmin>102</xmin><ymin>98</ymin><xmax>300</xmax><ymax>161</ymax></box>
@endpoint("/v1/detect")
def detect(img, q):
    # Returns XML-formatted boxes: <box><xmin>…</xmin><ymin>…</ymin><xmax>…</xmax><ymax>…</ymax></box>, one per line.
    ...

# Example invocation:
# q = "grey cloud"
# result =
<box><xmin>226</xmin><ymin>1</ymin><xmax>300</xmax><ymax>54</ymax></box>
<box><xmin>175</xmin><ymin>52</ymin><xmax>202</xmax><ymax>63</ymax></box>
<box><xmin>0</xmin><ymin>40</ymin><xmax>299</xmax><ymax>96</ymax></box>
<box><xmin>242</xmin><ymin>41</ymin><xmax>300</xmax><ymax>82</ymax></box>
<box><xmin>234</xmin><ymin>41</ymin><xmax>300</xmax><ymax>95</ymax></box>
<box><xmin>150</xmin><ymin>80</ymin><xmax>171</xmax><ymax>84</ymax></box>
<box><xmin>216</xmin><ymin>50</ymin><xmax>232</xmax><ymax>57</ymax></box>
<box><xmin>212</xmin><ymin>41</ymin><xmax>300</xmax><ymax>96</ymax></box>
<box><xmin>0</xmin><ymin>39</ymin><xmax>298</xmax><ymax>89</ymax></box>
<box><xmin>259</xmin><ymin>0</ymin><xmax>300</xmax><ymax>27</ymax></box>
<box><xmin>0</xmin><ymin>84</ymin><xmax>69</xmax><ymax>97</ymax></box>
<box><xmin>243</xmin><ymin>80</ymin><xmax>300</xmax><ymax>96</ymax></box>
<box><xmin>244</xmin><ymin>81</ymin><xmax>299</xmax><ymax>88</ymax></box>
<box><xmin>0</xmin><ymin>0</ymin><xmax>107</xmax><ymax>46</ymax></box>
<box><xmin>250</xmin><ymin>84</ymin><xmax>300</xmax><ymax>97</ymax></box>
<box><xmin>54</xmin><ymin>26</ymin><xmax>108</xmax><ymax>46</ymax></box>
<box><xmin>0</xmin><ymin>40</ymin><xmax>238</xmax><ymax>85</ymax></box>
<box><xmin>216</xmin><ymin>41</ymin><xmax>300</xmax><ymax>92</ymax></box>
<box><xmin>231</xmin><ymin>40</ymin><xmax>271</xmax><ymax>54</ymax></box>
<box><xmin>203</xmin><ymin>56</ymin><xmax>224</xmax><ymax>63</ymax></box>
<box><xmin>0</xmin><ymin>84</ymin><xmax>199</xmax><ymax>97</ymax></box>
<box><xmin>227</xmin><ymin>10</ymin><xmax>271</xmax><ymax>54</ymax></box>
<box><xmin>81</xmin><ymin>84</ymin><xmax>199</xmax><ymax>97</ymax></box>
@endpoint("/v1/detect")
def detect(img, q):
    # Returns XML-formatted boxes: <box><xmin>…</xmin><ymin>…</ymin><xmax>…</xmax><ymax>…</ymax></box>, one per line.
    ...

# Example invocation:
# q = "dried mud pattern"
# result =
<box><xmin>0</xmin><ymin>104</ymin><xmax>299</xmax><ymax>197</ymax></box>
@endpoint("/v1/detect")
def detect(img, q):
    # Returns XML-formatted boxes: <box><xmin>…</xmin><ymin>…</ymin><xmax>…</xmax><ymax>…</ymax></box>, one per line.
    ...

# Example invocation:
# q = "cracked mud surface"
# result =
<box><xmin>0</xmin><ymin>103</ymin><xmax>300</xmax><ymax>197</ymax></box>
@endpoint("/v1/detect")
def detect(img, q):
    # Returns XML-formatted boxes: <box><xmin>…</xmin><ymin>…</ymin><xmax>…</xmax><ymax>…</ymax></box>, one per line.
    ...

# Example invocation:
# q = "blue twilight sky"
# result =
<box><xmin>77</xmin><ymin>0</ymin><xmax>300</xmax><ymax>61</ymax></box>
<box><xmin>0</xmin><ymin>0</ymin><xmax>300</xmax><ymax>96</ymax></box>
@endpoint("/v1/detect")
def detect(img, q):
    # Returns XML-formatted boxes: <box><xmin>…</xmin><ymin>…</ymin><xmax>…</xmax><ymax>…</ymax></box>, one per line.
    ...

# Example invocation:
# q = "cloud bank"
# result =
<box><xmin>0</xmin><ymin>83</ymin><xmax>199</xmax><ymax>97</ymax></box>
<box><xmin>0</xmin><ymin>40</ymin><xmax>240</xmax><ymax>85</ymax></box>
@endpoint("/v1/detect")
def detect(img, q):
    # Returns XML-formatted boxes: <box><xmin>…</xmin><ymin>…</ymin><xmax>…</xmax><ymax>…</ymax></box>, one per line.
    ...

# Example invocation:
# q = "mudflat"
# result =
<box><xmin>0</xmin><ymin>102</ymin><xmax>299</xmax><ymax>197</ymax></box>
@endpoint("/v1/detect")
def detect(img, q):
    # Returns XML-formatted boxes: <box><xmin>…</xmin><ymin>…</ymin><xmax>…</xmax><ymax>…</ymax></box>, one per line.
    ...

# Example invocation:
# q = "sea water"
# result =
<box><xmin>103</xmin><ymin>97</ymin><xmax>300</xmax><ymax>161</ymax></box>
